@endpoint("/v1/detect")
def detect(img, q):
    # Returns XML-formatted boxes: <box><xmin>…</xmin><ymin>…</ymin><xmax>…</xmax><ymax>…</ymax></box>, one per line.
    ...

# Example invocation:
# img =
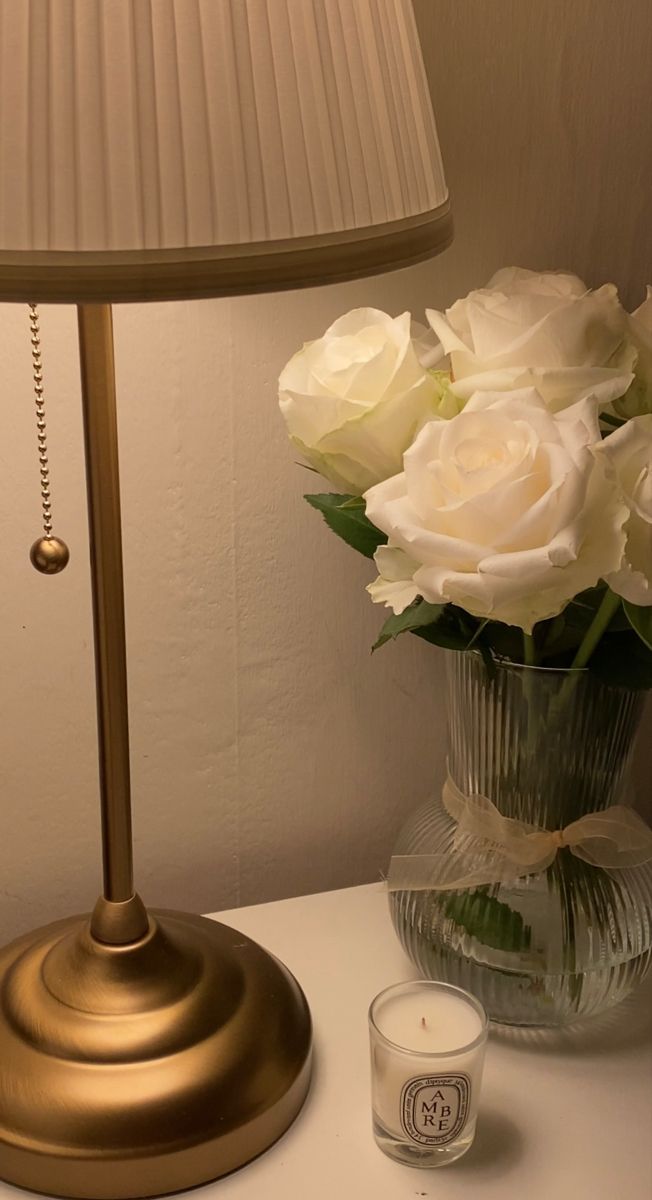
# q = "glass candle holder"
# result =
<box><xmin>369</xmin><ymin>980</ymin><xmax>488</xmax><ymax>1167</ymax></box>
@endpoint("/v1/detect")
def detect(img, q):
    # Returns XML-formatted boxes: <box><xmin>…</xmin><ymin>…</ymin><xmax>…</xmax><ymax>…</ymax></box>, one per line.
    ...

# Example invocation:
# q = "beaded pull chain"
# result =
<box><xmin>28</xmin><ymin>303</ymin><xmax>70</xmax><ymax>574</ymax></box>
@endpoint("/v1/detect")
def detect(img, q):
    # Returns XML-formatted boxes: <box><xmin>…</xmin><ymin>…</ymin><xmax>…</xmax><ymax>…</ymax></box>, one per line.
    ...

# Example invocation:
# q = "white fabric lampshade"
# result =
<box><xmin>0</xmin><ymin>0</ymin><xmax>450</xmax><ymax>301</ymax></box>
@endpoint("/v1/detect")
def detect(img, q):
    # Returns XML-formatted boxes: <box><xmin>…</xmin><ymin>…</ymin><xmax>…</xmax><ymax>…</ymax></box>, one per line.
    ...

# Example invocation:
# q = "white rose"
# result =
<box><xmin>614</xmin><ymin>288</ymin><xmax>652</xmax><ymax>419</ymax></box>
<box><xmin>278</xmin><ymin>308</ymin><xmax>442</xmax><ymax>495</ymax></box>
<box><xmin>426</xmin><ymin>267</ymin><xmax>634</xmax><ymax>413</ymax></box>
<box><xmin>364</xmin><ymin>389</ymin><xmax>628</xmax><ymax>632</ymax></box>
<box><xmin>366</xmin><ymin>544</ymin><xmax>422</xmax><ymax>615</ymax></box>
<box><xmin>597</xmin><ymin>415</ymin><xmax>652</xmax><ymax>604</ymax></box>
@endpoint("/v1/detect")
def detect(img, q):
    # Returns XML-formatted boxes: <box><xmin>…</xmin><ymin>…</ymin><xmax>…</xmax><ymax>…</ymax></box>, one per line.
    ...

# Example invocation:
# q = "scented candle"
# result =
<box><xmin>369</xmin><ymin>981</ymin><xmax>488</xmax><ymax>1167</ymax></box>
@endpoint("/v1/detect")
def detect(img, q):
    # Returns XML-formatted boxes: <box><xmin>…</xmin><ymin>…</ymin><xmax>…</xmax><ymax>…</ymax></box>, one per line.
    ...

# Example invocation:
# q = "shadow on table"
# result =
<box><xmin>488</xmin><ymin>977</ymin><xmax>652</xmax><ymax>1058</ymax></box>
<box><xmin>460</xmin><ymin>1112</ymin><xmax>523</xmax><ymax>1175</ymax></box>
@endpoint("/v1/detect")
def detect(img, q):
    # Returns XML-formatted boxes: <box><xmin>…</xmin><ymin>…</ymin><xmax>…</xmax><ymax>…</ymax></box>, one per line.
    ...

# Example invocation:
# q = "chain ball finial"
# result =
<box><xmin>30</xmin><ymin>536</ymin><xmax>70</xmax><ymax>575</ymax></box>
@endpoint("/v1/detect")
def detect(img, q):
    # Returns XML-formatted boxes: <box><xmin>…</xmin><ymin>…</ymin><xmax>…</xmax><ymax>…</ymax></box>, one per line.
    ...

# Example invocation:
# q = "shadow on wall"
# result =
<box><xmin>413</xmin><ymin>0</ymin><xmax>652</xmax><ymax>307</ymax></box>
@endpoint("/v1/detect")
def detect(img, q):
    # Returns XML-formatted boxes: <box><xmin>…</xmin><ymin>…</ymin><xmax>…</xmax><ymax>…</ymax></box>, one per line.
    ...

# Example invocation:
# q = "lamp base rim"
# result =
<box><xmin>0</xmin><ymin>906</ymin><xmax>312</xmax><ymax>1199</ymax></box>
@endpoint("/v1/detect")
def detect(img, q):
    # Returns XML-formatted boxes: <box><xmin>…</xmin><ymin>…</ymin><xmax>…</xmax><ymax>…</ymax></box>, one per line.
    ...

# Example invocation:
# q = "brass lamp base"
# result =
<box><xmin>0</xmin><ymin>899</ymin><xmax>312</xmax><ymax>1199</ymax></box>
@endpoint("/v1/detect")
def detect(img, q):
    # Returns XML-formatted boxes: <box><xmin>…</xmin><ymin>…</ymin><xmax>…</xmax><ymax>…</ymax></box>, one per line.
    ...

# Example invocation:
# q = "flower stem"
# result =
<box><xmin>551</xmin><ymin>589</ymin><xmax>623</xmax><ymax>723</ymax></box>
<box><xmin>570</xmin><ymin>589</ymin><xmax>621</xmax><ymax>670</ymax></box>
<box><xmin>523</xmin><ymin>632</ymin><xmax>538</xmax><ymax>667</ymax></box>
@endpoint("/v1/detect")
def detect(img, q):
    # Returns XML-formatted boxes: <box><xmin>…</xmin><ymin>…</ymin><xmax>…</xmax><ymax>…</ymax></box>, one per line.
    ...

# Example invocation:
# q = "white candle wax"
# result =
<box><xmin>377</xmin><ymin>989</ymin><xmax>483</xmax><ymax>1052</ymax></box>
<box><xmin>369</xmin><ymin>982</ymin><xmax>488</xmax><ymax>1153</ymax></box>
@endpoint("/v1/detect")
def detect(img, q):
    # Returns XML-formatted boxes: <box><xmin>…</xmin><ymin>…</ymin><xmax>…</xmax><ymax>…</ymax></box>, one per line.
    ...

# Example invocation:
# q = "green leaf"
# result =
<box><xmin>478</xmin><ymin>621</ymin><xmax>525</xmax><ymax>662</ymax></box>
<box><xmin>589</xmin><ymin>630</ymin><xmax>652</xmax><ymax>689</ymax></box>
<box><xmin>304</xmin><ymin>493</ymin><xmax>387</xmax><ymax>559</ymax></box>
<box><xmin>372</xmin><ymin>600</ymin><xmax>483</xmax><ymax>657</ymax></box>
<box><xmin>412</xmin><ymin>617</ymin><xmax>473</xmax><ymax>652</ymax></box>
<box><xmin>538</xmin><ymin>613</ymin><xmax>581</xmax><ymax>662</ymax></box>
<box><xmin>563</xmin><ymin>586</ymin><xmax>626</xmax><ymax>626</ymax></box>
<box><xmin>372</xmin><ymin>600</ymin><xmax>445</xmax><ymax>651</ymax></box>
<box><xmin>443</xmin><ymin>888</ymin><xmax>532</xmax><ymax>954</ymax></box>
<box><xmin>338</xmin><ymin>496</ymin><xmax>366</xmax><ymax>510</ymax></box>
<box><xmin>624</xmin><ymin>600</ymin><xmax>652</xmax><ymax>652</ymax></box>
<box><xmin>464</xmin><ymin>619</ymin><xmax>490</xmax><ymax>650</ymax></box>
<box><xmin>543</xmin><ymin>590</ymin><xmax>628</xmax><ymax>662</ymax></box>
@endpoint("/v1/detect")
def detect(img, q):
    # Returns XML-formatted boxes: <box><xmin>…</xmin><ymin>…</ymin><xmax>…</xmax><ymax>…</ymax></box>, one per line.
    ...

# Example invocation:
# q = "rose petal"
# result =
<box><xmin>366</xmin><ymin>546</ymin><xmax>422</xmax><ymax>614</ymax></box>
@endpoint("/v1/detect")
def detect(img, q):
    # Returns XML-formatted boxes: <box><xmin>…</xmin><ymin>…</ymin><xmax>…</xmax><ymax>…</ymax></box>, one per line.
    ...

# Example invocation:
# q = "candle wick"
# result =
<box><xmin>421</xmin><ymin>1017</ymin><xmax>427</xmax><ymax>1029</ymax></box>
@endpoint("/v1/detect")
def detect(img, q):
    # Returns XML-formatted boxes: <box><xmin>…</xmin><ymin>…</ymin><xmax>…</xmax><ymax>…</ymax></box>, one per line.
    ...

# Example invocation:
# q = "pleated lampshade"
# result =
<box><xmin>0</xmin><ymin>0</ymin><xmax>451</xmax><ymax>302</ymax></box>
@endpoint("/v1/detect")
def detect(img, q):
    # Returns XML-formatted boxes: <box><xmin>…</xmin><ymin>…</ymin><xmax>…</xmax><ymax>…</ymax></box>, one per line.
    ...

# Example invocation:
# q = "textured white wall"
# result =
<box><xmin>1</xmin><ymin>0</ymin><xmax>651</xmax><ymax>942</ymax></box>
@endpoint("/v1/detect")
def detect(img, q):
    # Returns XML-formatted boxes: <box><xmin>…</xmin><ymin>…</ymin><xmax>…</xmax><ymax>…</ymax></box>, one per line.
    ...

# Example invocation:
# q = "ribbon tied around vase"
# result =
<box><xmin>387</xmin><ymin>774</ymin><xmax>652</xmax><ymax>893</ymax></box>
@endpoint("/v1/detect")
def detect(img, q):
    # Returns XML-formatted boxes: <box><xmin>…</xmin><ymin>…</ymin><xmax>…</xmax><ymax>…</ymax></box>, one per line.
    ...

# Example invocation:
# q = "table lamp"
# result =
<box><xmin>0</xmin><ymin>2</ymin><xmax>451</xmax><ymax>1197</ymax></box>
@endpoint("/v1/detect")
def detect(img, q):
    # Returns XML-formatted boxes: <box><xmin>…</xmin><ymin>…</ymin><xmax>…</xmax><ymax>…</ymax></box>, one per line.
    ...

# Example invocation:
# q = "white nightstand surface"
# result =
<box><xmin>1</xmin><ymin>883</ymin><xmax>651</xmax><ymax>1200</ymax></box>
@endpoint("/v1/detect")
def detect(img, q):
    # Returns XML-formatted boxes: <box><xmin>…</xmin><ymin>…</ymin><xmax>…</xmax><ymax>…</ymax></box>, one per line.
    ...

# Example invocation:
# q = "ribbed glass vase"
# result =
<box><xmin>390</xmin><ymin>651</ymin><xmax>652</xmax><ymax>1026</ymax></box>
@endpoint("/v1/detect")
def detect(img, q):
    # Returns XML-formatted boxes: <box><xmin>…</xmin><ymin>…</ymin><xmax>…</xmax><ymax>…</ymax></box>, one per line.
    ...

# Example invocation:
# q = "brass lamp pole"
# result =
<box><xmin>0</xmin><ymin>3</ymin><xmax>451</xmax><ymax>1197</ymax></box>
<box><xmin>77</xmin><ymin>306</ymin><xmax>147</xmax><ymax>943</ymax></box>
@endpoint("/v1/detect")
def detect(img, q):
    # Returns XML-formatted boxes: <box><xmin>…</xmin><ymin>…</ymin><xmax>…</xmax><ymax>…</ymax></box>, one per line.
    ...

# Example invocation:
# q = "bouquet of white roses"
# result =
<box><xmin>279</xmin><ymin>268</ymin><xmax>652</xmax><ymax>686</ymax></box>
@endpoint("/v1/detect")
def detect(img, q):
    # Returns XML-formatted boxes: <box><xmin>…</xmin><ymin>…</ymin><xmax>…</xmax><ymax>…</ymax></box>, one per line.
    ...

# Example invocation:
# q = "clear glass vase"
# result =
<box><xmin>390</xmin><ymin>651</ymin><xmax>652</xmax><ymax>1026</ymax></box>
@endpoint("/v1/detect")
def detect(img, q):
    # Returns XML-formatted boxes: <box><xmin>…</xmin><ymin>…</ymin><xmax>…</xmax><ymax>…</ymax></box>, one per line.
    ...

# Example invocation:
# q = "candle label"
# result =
<box><xmin>400</xmin><ymin>1074</ymin><xmax>470</xmax><ymax>1145</ymax></box>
